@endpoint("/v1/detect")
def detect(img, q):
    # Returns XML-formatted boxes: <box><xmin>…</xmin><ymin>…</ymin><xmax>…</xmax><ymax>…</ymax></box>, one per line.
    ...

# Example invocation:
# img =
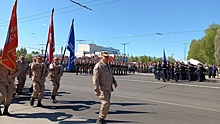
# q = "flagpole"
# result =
<box><xmin>61</xmin><ymin>47</ymin><xmax>66</xmax><ymax>65</ymax></box>
<box><xmin>58</xmin><ymin>47</ymin><xmax>66</xmax><ymax>74</ymax></box>
<box><xmin>43</xmin><ymin>42</ymin><xmax>49</xmax><ymax>63</ymax></box>
<box><xmin>41</xmin><ymin>8</ymin><xmax>54</xmax><ymax>77</ymax></box>
<box><xmin>41</xmin><ymin>42</ymin><xmax>48</xmax><ymax>77</ymax></box>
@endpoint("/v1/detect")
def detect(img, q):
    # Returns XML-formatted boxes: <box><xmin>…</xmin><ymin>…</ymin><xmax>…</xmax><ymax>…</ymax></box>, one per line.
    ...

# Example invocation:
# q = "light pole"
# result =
<box><xmin>183</xmin><ymin>42</ymin><xmax>188</xmax><ymax>61</ymax></box>
<box><xmin>121</xmin><ymin>43</ymin><xmax>129</xmax><ymax>62</ymax></box>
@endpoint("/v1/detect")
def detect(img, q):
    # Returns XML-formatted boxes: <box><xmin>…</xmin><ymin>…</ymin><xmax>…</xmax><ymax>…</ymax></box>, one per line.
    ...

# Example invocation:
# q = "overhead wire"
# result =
<box><xmin>0</xmin><ymin>0</ymin><xmax>204</xmax><ymax>45</ymax></box>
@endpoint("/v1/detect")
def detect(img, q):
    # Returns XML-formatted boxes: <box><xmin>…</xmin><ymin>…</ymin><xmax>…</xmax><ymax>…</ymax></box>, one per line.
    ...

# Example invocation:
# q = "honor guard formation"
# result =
<box><xmin>153</xmin><ymin>61</ymin><xmax>211</xmax><ymax>82</ymax></box>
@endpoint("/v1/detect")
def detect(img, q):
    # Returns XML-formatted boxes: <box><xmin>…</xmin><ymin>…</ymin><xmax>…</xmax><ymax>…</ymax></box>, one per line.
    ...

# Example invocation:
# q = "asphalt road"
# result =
<box><xmin>1</xmin><ymin>73</ymin><xmax>220</xmax><ymax>124</ymax></box>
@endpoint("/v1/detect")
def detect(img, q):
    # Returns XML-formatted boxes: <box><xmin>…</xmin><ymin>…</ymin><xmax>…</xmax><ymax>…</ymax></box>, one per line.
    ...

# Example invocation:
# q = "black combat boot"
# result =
<box><xmin>3</xmin><ymin>106</ymin><xmax>11</xmax><ymax>116</ymax></box>
<box><xmin>29</xmin><ymin>87</ymin><xmax>33</xmax><ymax>93</ymax></box>
<box><xmin>30</xmin><ymin>97</ymin><xmax>35</xmax><ymax>106</ymax></box>
<box><xmin>96</xmin><ymin>118</ymin><xmax>107</xmax><ymax>124</ymax></box>
<box><xmin>37</xmin><ymin>101</ymin><xmax>44</xmax><ymax>107</ymax></box>
<box><xmin>18</xmin><ymin>89</ymin><xmax>23</xmax><ymax>95</ymax></box>
<box><xmin>0</xmin><ymin>109</ymin><xmax>2</xmax><ymax>116</ymax></box>
<box><xmin>16</xmin><ymin>89</ymin><xmax>19</xmax><ymax>94</ymax></box>
<box><xmin>54</xmin><ymin>96</ymin><xmax>58</xmax><ymax>103</ymax></box>
<box><xmin>50</xmin><ymin>95</ymin><xmax>58</xmax><ymax>103</ymax></box>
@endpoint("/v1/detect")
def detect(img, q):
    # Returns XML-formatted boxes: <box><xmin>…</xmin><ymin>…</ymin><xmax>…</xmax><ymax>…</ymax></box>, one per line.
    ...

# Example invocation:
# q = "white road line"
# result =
<box><xmin>115</xmin><ymin>94</ymin><xmax>220</xmax><ymax>113</ymax></box>
<box><xmin>118</xmin><ymin>78</ymin><xmax>220</xmax><ymax>89</ymax></box>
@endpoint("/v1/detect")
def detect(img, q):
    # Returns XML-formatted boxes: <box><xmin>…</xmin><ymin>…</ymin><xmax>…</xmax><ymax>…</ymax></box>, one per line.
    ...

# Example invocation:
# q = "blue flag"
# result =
<box><xmin>163</xmin><ymin>49</ymin><xmax>167</xmax><ymax>63</ymax></box>
<box><xmin>66</xmin><ymin>19</ymin><xmax>75</xmax><ymax>71</ymax></box>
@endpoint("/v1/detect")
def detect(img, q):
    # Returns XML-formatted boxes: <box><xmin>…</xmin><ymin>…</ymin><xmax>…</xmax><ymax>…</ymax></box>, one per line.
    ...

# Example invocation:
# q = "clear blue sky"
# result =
<box><xmin>0</xmin><ymin>0</ymin><xmax>219</xmax><ymax>60</ymax></box>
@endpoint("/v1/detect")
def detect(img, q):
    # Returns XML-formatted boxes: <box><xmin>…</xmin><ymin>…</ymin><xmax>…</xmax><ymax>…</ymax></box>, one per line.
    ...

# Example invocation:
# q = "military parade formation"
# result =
<box><xmin>0</xmin><ymin>54</ymin><xmax>63</xmax><ymax>116</ymax></box>
<box><xmin>0</xmin><ymin>1</ymin><xmax>219</xmax><ymax>124</ymax></box>
<box><xmin>153</xmin><ymin>61</ymin><xmax>208</xmax><ymax>82</ymax></box>
<box><xmin>73</xmin><ymin>58</ymin><xmax>131</xmax><ymax>76</ymax></box>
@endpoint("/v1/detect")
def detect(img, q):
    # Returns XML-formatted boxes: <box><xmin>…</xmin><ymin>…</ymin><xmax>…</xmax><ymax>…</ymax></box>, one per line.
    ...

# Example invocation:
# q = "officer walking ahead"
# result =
<box><xmin>0</xmin><ymin>62</ymin><xmax>20</xmax><ymax>116</ymax></box>
<box><xmin>93</xmin><ymin>51</ymin><xmax>118</xmax><ymax>124</ymax></box>
<box><xmin>30</xmin><ymin>55</ymin><xmax>48</xmax><ymax>107</ymax></box>
<box><xmin>49</xmin><ymin>57</ymin><xmax>63</xmax><ymax>103</ymax></box>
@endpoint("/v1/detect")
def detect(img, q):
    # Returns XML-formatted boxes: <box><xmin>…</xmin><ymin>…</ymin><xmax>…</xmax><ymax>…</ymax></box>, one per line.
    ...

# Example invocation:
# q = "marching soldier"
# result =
<box><xmin>16</xmin><ymin>54</ymin><xmax>29</xmax><ymax>95</ymax></box>
<box><xmin>166</xmin><ymin>61</ymin><xmax>171</xmax><ymax>81</ymax></box>
<box><xmin>93</xmin><ymin>51</ymin><xmax>118</xmax><ymax>124</ymax></box>
<box><xmin>161</xmin><ymin>61</ymin><xmax>167</xmax><ymax>82</ymax></box>
<box><xmin>170</xmin><ymin>63</ymin><xmax>175</xmax><ymax>80</ymax></box>
<box><xmin>153</xmin><ymin>63</ymin><xmax>158</xmax><ymax>79</ymax></box>
<box><xmin>157</xmin><ymin>61</ymin><xmax>162</xmax><ymax>80</ymax></box>
<box><xmin>174</xmin><ymin>62</ymin><xmax>180</xmax><ymax>82</ymax></box>
<box><xmin>30</xmin><ymin>55</ymin><xmax>49</xmax><ymax>107</ymax></box>
<box><xmin>0</xmin><ymin>62</ymin><xmax>20</xmax><ymax>116</ymax></box>
<box><xmin>28</xmin><ymin>57</ymin><xmax>36</xmax><ymax>93</ymax></box>
<box><xmin>75</xmin><ymin>60</ymin><xmax>80</xmax><ymax>75</ymax></box>
<box><xmin>49</xmin><ymin>57</ymin><xmax>63</xmax><ymax>103</ymax></box>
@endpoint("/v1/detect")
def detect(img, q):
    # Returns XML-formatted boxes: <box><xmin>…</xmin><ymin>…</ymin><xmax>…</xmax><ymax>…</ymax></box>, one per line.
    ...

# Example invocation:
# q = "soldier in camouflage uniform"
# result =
<box><xmin>0</xmin><ymin>62</ymin><xmax>20</xmax><ymax>116</ymax></box>
<box><xmin>16</xmin><ymin>55</ymin><xmax>29</xmax><ymax>95</ymax></box>
<box><xmin>30</xmin><ymin>55</ymin><xmax>49</xmax><ymax>107</ymax></box>
<box><xmin>49</xmin><ymin>57</ymin><xmax>63</xmax><ymax>103</ymax></box>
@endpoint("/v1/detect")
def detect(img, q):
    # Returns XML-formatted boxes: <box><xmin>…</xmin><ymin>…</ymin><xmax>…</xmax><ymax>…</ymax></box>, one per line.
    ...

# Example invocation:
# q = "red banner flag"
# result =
<box><xmin>0</xmin><ymin>0</ymin><xmax>18</xmax><ymax>70</ymax></box>
<box><xmin>47</xmin><ymin>8</ymin><xmax>55</xmax><ymax>64</ymax></box>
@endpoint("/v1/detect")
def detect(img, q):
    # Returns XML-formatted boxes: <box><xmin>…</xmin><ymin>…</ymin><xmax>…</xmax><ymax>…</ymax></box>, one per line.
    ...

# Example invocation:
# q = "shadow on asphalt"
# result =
<box><xmin>44</xmin><ymin>105</ymin><xmax>91</xmax><ymax>111</ymax></box>
<box><xmin>58</xmin><ymin>100</ymin><xmax>100</xmax><ymax>105</ymax></box>
<box><xmin>58</xmin><ymin>100</ymin><xmax>155</xmax><ymax>106</ymax></box>
<box><xmin>59</xmin><ymin>118</ymin><xmax>140</xmax><ymax>124</ymax></box>
<box><xmin>11</xmin><ymin>88</ymin><xmax>71</xmax><ymax>104</ymax></box>
<box><xmin>44</xmin><ymin>91</ymin><xmax>71</xmax><ymax>97</ymax></box>
<box><xmin>11</xmin><ymin>112</ymin><xmax>73</xmax><ymax>122</ymax></box>
<box><xmin>95</xmin><ymin>110</ymin><xmax>156</xmax><ymax>115</ymax></box>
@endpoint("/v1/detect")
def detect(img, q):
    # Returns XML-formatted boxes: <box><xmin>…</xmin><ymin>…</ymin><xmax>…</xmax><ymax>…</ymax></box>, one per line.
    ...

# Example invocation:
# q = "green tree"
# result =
<box><xmin>134</xmin><ymin>56</ymin><xmax>139</xmax><ymax>62</ymax></box>
<box><xmin>19</xmin><ymin>47</ymin><xmax>27</xmax><ymax>55</ymax></box>
<box><xmin>187</xmin><ymin>39</ymin><xmax>200</xmax><ymax>60</ymax></box>
<box><xmin>16</xmin><ymin>50</ymin><xmax>20</xmax><ymax>59</ymax></box>
<box><xmin>31</xmin><ymin>51</ymin><xmax>39</xmax><ymax>54</ymax></box>
<box><xmin>25</xmin><ymin>54</ymin><xmax>33</xmax><ymax>61</ymax></box>
<box><xmin>202</xmin><ymin>23</ymin><xmax>220</xmax><ymax>64</ymax></box>
<box><xmin>129</xmin><ymin>55</ymin><xmax>135</xmax><ymax>62</ymax></box>
<box><xmin>155</xmin><ymin>57</ymin><xmax>162</xmax><ymax>62</ymax></box>
<box><xmin>139</xmin><ymin>55</ymin><xmax>148</xmax><ymax>62</ymax></box>
<box><xmin>167</xmin><ymin>56</ymin><xmax>175</xmax><ymax>63</ymax></box>
<box><xmin>129</xmin><ymin>55</ymin><xmax>139</xmax><ymax>62</ymax></box>
<box><xmin>214</xmin><ymin>28</ymin><xmax>220</xmax><ymax>64</ymax></box>
<box><xmin>197</xmin><ymin>39</ymin><xmax>206</xmax><ymax>63</ymax></box>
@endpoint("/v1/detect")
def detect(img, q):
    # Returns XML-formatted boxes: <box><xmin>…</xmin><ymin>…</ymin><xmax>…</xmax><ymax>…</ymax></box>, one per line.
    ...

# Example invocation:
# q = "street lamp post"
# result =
<box><xmin>183</xmin><ymin>42</ymin><xmax>188</xmax><ymax>61</ymax></box>
<box><xmin>121</xmin><ymin>43</ymin><xmax>129</xmax><ymax>62</ymax></box>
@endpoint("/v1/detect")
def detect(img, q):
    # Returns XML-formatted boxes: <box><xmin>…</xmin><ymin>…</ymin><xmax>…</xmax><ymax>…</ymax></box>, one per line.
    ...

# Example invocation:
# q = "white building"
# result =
<box><xmin>75</xmin><ymin>43</ymin><xmax>128</xmax><ymax>62</ymax></box>
<box><xmin>75</xmin><ymin>43</ymin><xmax>120</xmax><ymax>57</ymax></box>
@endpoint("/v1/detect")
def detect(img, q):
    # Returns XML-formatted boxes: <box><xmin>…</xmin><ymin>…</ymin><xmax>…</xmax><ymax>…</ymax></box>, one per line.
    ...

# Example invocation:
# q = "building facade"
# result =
<box><xmin>75</xmin><ymin>43</ymin><xmax>128</xmax><ymax>62</ymax></box>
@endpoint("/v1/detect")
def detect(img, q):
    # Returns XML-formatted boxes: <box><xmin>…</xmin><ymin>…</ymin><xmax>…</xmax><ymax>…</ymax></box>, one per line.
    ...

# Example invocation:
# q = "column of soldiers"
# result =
<box><xmin>74</xmin><ymin>59</ymin><xmax>129</xmax><ymax>76</ymax></box>
<box><xmin>74</xmin><ymin>60</ymin><xmax>96</xmax><ymax>75</ymax></box>
<box><xmin>154</xmin><ymin>61</ymin><xmax>207</xmax><ymax>82</ymax></box>
<box><xmin>110</xmin><ymin>62</ymin><xmax>128</xmax><ymax>75</ymax></box>
<box><xmin>0</xmin><ymin>55</ymin><xmax>63</xmax><ymax>116</ymax></box>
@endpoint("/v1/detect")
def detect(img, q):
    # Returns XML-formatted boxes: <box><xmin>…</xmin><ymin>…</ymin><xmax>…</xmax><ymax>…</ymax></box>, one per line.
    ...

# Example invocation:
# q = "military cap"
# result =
<box><xmin>36</xmin><ymin>55</ymin><xmax>42</xmax><ymax>59</ymax></box>
<box><xmin>20</xmin><ymin>54</ymin><xmax>25</xmax><ymax>57</ymax></box>
<box><xmin>101</xmin><ymin>51</ymin><xmax>109</xmax><ymax>57</ymax></box>
<box><xmin>53</xmin><ymin>57</ymin><xmax>59</xmax><ymax>60</ymax></box>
